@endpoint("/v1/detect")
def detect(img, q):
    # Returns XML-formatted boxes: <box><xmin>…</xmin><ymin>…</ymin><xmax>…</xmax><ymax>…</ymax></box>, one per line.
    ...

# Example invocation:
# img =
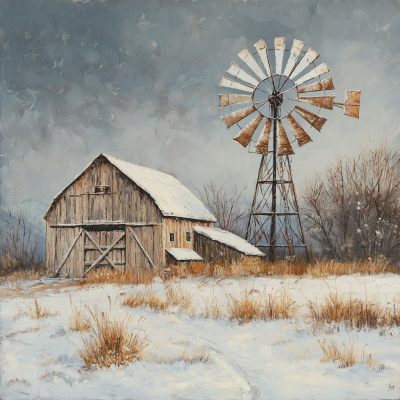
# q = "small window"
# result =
<box><xmin>186</xmin><ymin>232</ymin><xmax>191</xmax><ymax>242</ymax></box>
<box><xmin>169</xmin><ymin>233</ymin><xmax>175</xmax><ymax>242</ymax></box>
<box><xmin>95</xmin><ymin>185</ymin><xmax>110</xmax><ymax>194</ymax></box>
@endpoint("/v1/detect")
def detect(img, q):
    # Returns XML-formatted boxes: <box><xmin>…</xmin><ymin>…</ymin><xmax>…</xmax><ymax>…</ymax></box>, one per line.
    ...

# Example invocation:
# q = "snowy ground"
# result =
<box><xmin>1</xmin><ymin>274</ymin><xmax>400</xmax><ymax>400</ymax></box>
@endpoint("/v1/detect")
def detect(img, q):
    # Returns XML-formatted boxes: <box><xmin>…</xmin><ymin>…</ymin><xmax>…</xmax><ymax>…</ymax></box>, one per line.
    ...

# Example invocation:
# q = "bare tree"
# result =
<box><xmin>0</xmin><ymin>208</ymin><xmax>44</xmax><ymax>274</ymax></box>
<box><xmin>300</xmin><ymin>142</ymin><xmax>400</xmax><ymax>261</ymax></box>
<box><xmin>197</xmin><ymin>179</ymin><xmax>248</xmax><ymax>237</ymax></box>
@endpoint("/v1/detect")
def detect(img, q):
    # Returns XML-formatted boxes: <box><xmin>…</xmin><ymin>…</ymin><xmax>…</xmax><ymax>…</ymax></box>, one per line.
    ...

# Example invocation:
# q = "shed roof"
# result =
<box><xmin>193</xmin><ymin>226</ymin><xmax>265</xmax><ymax>257</ymax></box>
<box><xmin>166</xmin><ymin>248</ymin><xmax>203</xmax><ymax>261</ymax></box>
<box><xmin>44</xmin><ymin>154</ymin><xmax>216</xmax><ymax>222</ymax></box>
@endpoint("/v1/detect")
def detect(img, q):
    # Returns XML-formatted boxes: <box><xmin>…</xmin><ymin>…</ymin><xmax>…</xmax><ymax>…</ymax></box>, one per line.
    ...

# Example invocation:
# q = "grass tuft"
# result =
<box><xmin>78</xmin><ymin>297</ymin><xmax>147</xmax><ymax>368</ymax></box>
<box><xmin>26</xmin><ymin>299</ymin><xmax>55</xmax><ymax>319</ymax></box>
<box><xmin>68</xmin><ymin>294</ymin><xmax>90</xmax><ymax>332</ymax></box>
<box><xmin>83</xmin><ymin>267</ymin><xmax>153</xmax><ymax>285</ymax></box>
<box><xmin>200</xmin><ymin>293</ymin><xmax>225</xmax><ymax>320</ymax></box>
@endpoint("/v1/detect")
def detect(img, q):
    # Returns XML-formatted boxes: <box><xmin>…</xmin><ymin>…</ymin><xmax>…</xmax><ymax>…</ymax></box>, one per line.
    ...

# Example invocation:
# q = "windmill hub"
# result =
<box><xmin>268</xmin><ymin>90</ymin><xmax>283</xmax><ymax>106</ymax></box>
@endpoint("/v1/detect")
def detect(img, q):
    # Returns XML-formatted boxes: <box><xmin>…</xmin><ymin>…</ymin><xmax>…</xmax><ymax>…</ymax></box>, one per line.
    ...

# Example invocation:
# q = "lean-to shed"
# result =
<box><xmin>193</xmin><ymin>226</ymin><xmax>265</xmax><ymax>264</ymax></box>
<box><xmin>44</xmin><ymin>153</ymin><xmax>216</xmax><ymax>278</ymax></box>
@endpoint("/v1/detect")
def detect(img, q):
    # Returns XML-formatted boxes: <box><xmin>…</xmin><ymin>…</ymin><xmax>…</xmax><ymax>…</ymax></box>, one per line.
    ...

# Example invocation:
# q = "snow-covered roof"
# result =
<box><xmin>44</xmin><ymin>153</ymin><xmax>216</xmax><ymax>222</ymax></box>
<box><xmin>193</xmin><ymin>226</ymin><xmax>265</xmax><ymax>257</ymax></box>
<box><xmin>166</xmin><ymin>248</ymin><xmax>203</xmax><ymax>261</ymax></box>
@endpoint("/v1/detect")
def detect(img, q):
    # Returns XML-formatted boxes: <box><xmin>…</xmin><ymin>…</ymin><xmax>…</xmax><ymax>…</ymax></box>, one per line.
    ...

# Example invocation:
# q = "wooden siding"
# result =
<box><xmin>193</xmin><ymin>232</ymin><xmax>260</xmax><ymax>265</ymax></box>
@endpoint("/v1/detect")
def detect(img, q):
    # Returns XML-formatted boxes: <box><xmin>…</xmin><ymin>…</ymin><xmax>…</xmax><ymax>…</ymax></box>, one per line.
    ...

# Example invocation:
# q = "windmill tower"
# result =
<box><xmin>219</xmin><ymin>38</ymin><xmax>360</xmax><ymax>262</ymax></box>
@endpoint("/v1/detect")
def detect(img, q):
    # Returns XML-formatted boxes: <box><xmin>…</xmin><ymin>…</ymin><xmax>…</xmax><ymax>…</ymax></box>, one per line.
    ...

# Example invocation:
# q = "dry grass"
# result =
<box><xmin>307</xmin><ymin>290</ymin><xmax>400</xmax><ymax>329</ymax></box>
<box><xmin>38</xmin><ymin>370</ymin><xmax>63</xmax><ymax>381</ymax></box>
<box><xmin>227</xmin><ymin>286</ymin><xmax>301</xmax><ymax>324</ymax></box>
<box><xmin>68</xmin><ymin>294</ymin><xmax>90</xmax><ymax>332</ymax></box>
<box><xmin>171</xmin><ymin>258</ymin><xmax>396</xmax><ymax>279</ymax></box>
<box><xmin>200</xmin><ymin>293</ymin><xmax>225</xmax><ymax>320</ymax></box>
<box><xmin>140</xmin><ymin>345</ymin><xmax>210</xmax><ymax>364</ymax></box>
<box><xmin>318</xmin><ymin>336</ymin><xmax>384</xmax><ymax>370</ymax></box>
<box><xmin>38</xmin><ymin>355</ymin><xmax>63</xmax><ymax>366</ymax></box>
<box><xmin>78</xmin><ymin>297</ymin><xmax>147</xmax><ymax>368</ymax></box>
<box><xmin>0</xmin><ymin>268</ymin><xmax>45</xmax><ymax>285</ymax></box>
<box><xmin>26</xmin><ymin>299</ymin><xmax>57</xmax><ymax>319</ymax></box>
<box><xmin>164</xmin><ymin>282</ymin><xmax>194</xmax><ymax>312</ymax></box>
<box><xmin>7</xmin><ymin>377</ymin><xmax>28</xmax><ymax>389</ymax></box>
<box><xmin>5</xmin><ymin>326</ymin><xmax>42</xmax><ymax>338</ymax></box>
<box><xmin>83</xmin><ymin>267</ymin><xmax>153</xmax><ymax>285</ymax></box>
<box><xmin>122</xmin><ymin>287</ymin><xmax>168</xmax><ymax>312</ymax></box>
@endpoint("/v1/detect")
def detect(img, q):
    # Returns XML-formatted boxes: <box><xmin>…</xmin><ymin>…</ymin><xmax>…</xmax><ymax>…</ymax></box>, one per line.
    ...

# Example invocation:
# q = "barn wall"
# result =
<box><xmin>193</xmin><ymin>232</ymin><xmax>258</xmax><ymax>265</ymax></box>
<box><xmin>45</xmin><ymin>156</ymin><xmax>163</xmax><ymax>275</ymax></box>
<box><xmin>161</xmin><ymin>218</ymin><xmax>215</xmax><ymax>265</ymax></box>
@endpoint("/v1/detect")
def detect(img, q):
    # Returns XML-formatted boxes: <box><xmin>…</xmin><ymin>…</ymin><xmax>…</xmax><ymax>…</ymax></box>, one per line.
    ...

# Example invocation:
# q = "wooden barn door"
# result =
<box><xmin>83</xmin><ymin>229</ymin><xmax>126</xmax><ymax>275</ymax></box>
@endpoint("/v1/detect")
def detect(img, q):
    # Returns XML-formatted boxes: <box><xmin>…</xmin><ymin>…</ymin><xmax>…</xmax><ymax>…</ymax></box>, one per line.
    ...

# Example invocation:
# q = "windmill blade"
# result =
<box><xmin>238</xmin><ymin>48</ymin><xmax>267</xmax><ymax>81</ymax></box>
<box><xmin>254</xmin><ymin>118</ymin><xmax>272</xmax><ymax>155</ymax></box>
<box><xmin>226</xmin><ymin>63</ymin><xmax>260</xmax><ymax>87</ymax></box>
<box><xmin>219</xmin><ymin>77</ymin><xmax>255</xmax><ymax>93</ymax></box>
<box><xmin>254</xmin><ymin>39</ymin><xmax>272</xmax><ymax>77</ymax></box>
<box><xmin>222</xmin><ymin>105</ymin><xmax>257</xmax><ymax>129</ymax></box>
<box><xmin>344</xmin><ymin>90</ymin><xmax>361</xmax><ymax>118</ymax></box>
<box><xmin>294</xmin><ymin>63</ymin><xmax>329</xmax><ymax>86</ymax></box>
<box><xmin>290</xmin><ymin>48</ymin><xmax>320</xmax><ymax>79</ymax></box>
<box><xmin>283</xmin><ymin>39</ymin><xmax>305</xmax><ymax>76</ymax></box>
<box><xmin>219</xmin><ymin>94</ymin><xmax>253</xmax><ymax>108</ymax></box>
<box><xmin>294</xmin><ymin>106</ymin><xmax>327</xmax><ymax>131</ymax></box>
<box><xmin>277</xmin><ymin>119</ymin><xmax>295</xmax><ymax>156</ymax></box>
<box><xmin>298</xmin><ymin>96</ymin><xmax>335</xmax><ymax>110</ymax></box>
<box><xmin>287</xmin><ymin>114</ymin><xmax>313</xmax><ymax>147</ymax></box>
<box><xmin>297</xmin><ymin>77</ymin><xmax>335</xmax><ymax>93</ymax></box>
<box><xmin>275</xmin><ymin>37</ymin><xmax>286</xmax><ymax>75</ymax></box>
<box><xmin>234</xmin><ymin>114</ymin><xmax>263</xmax><ymax>147</ymax></box>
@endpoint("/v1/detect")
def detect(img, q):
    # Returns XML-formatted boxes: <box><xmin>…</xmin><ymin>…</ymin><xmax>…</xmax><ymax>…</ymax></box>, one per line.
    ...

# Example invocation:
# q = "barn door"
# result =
<box><xmin>83</xmin><ymin>229</ymin><xmax>126</xmax><ymax>275</ymax></box>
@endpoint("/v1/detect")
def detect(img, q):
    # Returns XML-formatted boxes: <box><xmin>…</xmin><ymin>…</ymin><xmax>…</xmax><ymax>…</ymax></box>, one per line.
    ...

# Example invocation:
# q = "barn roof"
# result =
<box><xmin>193</xmin><ymin>226</ymin><xmax>265</xmax><ymax>257</ymax></box>
<box><xmin>43</xmin><ymin>153</ymin><xmax>216</xmax><ymax>222</ymax></box>
<box><xmin>166</xmin><ymin>248</ymin><xmax>203</xmax><ymax>261</ymax></box>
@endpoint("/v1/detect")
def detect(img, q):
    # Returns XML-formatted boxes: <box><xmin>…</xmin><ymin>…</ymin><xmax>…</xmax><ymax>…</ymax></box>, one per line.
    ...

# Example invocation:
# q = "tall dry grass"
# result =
<box><xmin>227</xmin><ymin>286</ymin><xmax>301</xmax><ymax>324</ymax></box>
<box><xmin>164</xmin><ymin>282</ymin><xmax>195</xmax><ymax>313</ymax></box>
<box><xmin>307</xmin><ymin>290</ymin><xmax>400</xmax><ymax>329</ymax></box>
<box><xmin>318</xmin><ymin>336</ymin><xmax>384</xmax><ymax>370</ymax></box>
<box><xmin>200</xmin><ymin>293</ymin><xmax>225</xmax><ymax>320</ymax></box>
<box><xmin>78</xmin><ymin>297</ymin><xmax>147</xmax><ymax>368</ymax></box>
<box><xmin>26</xmin><ymin>299</ymin><xmax>55</xmax><ymax>319</ymax></box>
<box><xmin>68</xmin><ymin>294</ymin><xmax>90</xmax><ymax>332</ymax></box>
<box><xmin>83</xmin><ymin>267</ymin><xmax>153</xmax><ymax>285</ymax></box>
<box><xmin>122</xmin><ymin>287</ymin><xmax>168</xmax><ymax>312</ymax></box>
<box><xmin>0</xmin><ymin>268</ymin><xmax>45</xmax><ymax>285</ymax></box>
<box><xmin>170</xmin><ymin>258</ymin><xmax>395</xmax><ymax>279</ymax></box>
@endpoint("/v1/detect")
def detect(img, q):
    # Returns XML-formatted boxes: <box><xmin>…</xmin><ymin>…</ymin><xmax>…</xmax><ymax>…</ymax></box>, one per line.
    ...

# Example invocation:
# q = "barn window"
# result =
<box><xmin>186</xmin><ymin>232</ymin><xmax>191</xmax><ymax>242</ymax></box>
<box><xmin>95</xmin><ymin>185</ymin><xmax>110</xmax><ymax>194</ymax></box>
<box><xmin>169</xmin><ymin>233</ymin><xmax>175</xmax><ymax>242</ymax></box>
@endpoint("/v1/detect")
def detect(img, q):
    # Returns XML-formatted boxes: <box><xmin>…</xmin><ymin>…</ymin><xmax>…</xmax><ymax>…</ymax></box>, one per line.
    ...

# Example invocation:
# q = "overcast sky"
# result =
<box><xmin>1</xmin><ymin>0</ymin><xmax>400</xmax><ymax>221</ymax></box>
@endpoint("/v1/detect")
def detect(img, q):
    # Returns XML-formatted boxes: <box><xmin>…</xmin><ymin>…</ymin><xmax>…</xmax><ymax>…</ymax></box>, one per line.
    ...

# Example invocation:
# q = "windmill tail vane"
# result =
<box><xmin>219</xmin><ymin>37</ymin><xmax>360</xmax><ymax>262</ymax></box>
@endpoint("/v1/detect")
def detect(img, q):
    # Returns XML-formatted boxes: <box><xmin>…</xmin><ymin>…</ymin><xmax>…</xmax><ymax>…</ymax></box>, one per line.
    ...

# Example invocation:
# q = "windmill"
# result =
<box><xmin>219</xmin><ymin>38</ymin><xmax>360</xmax><ymax>262</ymax></box>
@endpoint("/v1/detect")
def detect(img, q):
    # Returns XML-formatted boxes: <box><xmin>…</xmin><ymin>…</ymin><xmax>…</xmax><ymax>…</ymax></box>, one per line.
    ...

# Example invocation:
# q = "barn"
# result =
<box><xmin>44</xmin><ymin>153</ymin><xmax>264</xmax><ymax>277</ymax></box>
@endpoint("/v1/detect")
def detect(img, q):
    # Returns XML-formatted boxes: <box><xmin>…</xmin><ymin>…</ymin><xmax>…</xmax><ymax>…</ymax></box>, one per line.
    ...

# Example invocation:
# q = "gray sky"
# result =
<box><xmin>1</xmin><ymin>0</ymin><xmax>399</xmax><ymax>221</ymax></box>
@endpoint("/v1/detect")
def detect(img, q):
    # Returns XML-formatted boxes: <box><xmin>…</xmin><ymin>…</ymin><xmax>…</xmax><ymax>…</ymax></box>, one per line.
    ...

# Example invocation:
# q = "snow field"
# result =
<box><xmin>1</xmin><ymin>274</ymin><xmax>400</xmax><ymax>399</ymax></box>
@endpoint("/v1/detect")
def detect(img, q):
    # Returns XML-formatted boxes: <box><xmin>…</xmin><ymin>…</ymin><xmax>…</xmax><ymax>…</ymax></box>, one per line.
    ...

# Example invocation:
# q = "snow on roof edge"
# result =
<box><xmin>166</xmin><ymin>248</ymin><xmax>203</xmax><ymax>261</ymax></box>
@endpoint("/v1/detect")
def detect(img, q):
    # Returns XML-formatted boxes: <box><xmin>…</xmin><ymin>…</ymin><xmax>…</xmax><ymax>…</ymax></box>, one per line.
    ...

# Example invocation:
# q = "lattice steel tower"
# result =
<box><xmin>218</xmin><ymin>37</ymin><xmax>360</xmax><ymax>261</ymax></box>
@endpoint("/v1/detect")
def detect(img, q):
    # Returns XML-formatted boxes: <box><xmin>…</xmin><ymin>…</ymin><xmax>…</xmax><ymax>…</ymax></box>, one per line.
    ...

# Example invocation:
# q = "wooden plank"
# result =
<box><xmin>49</xmin><ymin>222</ymin><xmax>159</xmax><ymax>228</ymax></box>
<box><xmin>83</xmin><ymin>230</ymin><xmax>125</xmax><ymax>275</ymax></box>
<box><xmin>85</xmin><ymin>245</ymin><xmax>126</xmax><ymax>250</ymax></box>
<box><xmin>54</xmin><ymin>228</ymin><xmax>83</xmax><ymax>276</ymax></box>
<box><xmin>128</xmin><ymin>226</ymin><xmax>156</xmax><ymax>270</ymax></box>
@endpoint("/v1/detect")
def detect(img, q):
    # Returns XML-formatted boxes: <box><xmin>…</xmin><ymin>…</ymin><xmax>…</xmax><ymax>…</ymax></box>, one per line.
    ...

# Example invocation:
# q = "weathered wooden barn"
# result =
<box><xmin>44</xmin><ymin>153</ymin><xmax>264</xmax><ymax>277</ymax></box>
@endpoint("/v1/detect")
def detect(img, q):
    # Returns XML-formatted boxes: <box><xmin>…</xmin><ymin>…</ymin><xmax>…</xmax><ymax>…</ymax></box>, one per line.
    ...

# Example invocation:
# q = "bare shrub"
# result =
<box><xmin>0</xmin><ymin>209</ymin><xmax>44</xmax><ymax>275</ymax></box>
<box><xmin>68</xmin><ymin>294</ymin><xmax>90</xmax><ymax>332</ymax></box>
<box><xmin>26</xmin><ymin>299</ymin><xmax>56</xmax><ymax>319</ymax></box>
<box><xmin>301</xmin><ymin>142</ymin><xmax>400</xmax><ymax>261</ymax></box>
<box><xmin>227</xmin><ymin>286</ymin><xmax>300</xmax><ymax>324</ymax></box>
<box><xmin>78</xmin><ymin>298</ymin><xmax>147</xmax><ymax>368</ymax></box>
<box><xmin>83</xmin><ymin>267</ymin><xmax>153</xmax><ymax>285</ymax></box>
<box><xmin>318</xmin><ymin>336</ymin><xmax>384</xmax><ymax>370</ymax></box>
<box><xmin>197</xmin><ymin>179</ymin><xmax>248</xmax><ymax>236</ymax></box>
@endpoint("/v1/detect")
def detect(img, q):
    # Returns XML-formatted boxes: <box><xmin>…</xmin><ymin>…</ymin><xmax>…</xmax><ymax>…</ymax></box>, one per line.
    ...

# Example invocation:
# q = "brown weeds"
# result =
<box><xmin>68</xmin><ymin>294</ymin><xmax>90</xmax><ymax>332</ymax></box>
<box><xmin>164</xmin><ymin>282</ymin><xmax>194</xmax><ymax>312</ymax></box>
<box><xmin>318</xmin><ymin>336</ymin><xmax>384</xmax><ymax>370</ymax></box>
<box><xmin>83</xmin><ymin>267</ymin><xmax>153</xmax><ymax>285</ymax></box>
<box><xmin>307</xmin><ymin>291</ymin><xmax>400</xmax><ymax>329</ymax></box>
<box><xmin>200</xmin><ymin>294</ymin><xmax>225</xmax><ymax>320</ymax></box>
<box><xmin>227</xmin><ymin>286</ymin><xmax>301</xmax><ymax>323</ymax></box>
<box><xmin>78</xmin><ymin>298</ymin><xmax>147</xmax><ymax>368</ymax></box>
<box><xmin>26</xmin><ymin>299</ymin><xmax>56</xmax><ymax>319</ymax></box>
